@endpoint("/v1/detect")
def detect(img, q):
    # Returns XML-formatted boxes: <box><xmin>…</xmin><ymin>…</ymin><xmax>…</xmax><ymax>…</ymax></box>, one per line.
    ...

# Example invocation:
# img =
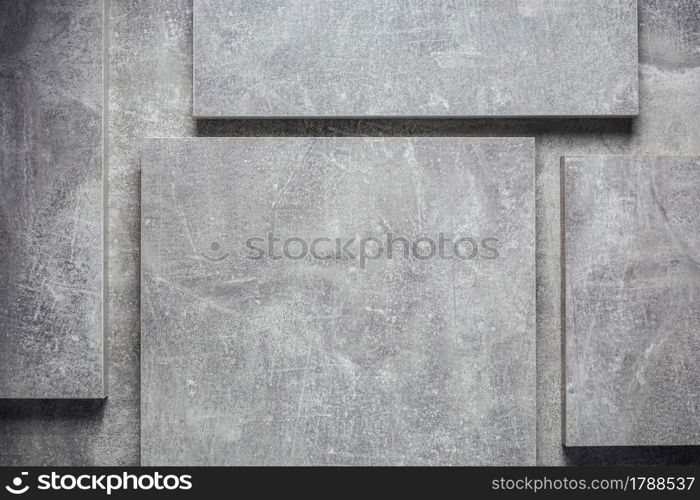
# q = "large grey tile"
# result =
<box><xmin>193</xmin><ymin>0</ymin><xmax>639</xmax><ymax>118</ymax></box>
<box><xmin>564</xmin><ymin>155</ymin><xmax>700</xmax><ymax>446</ymax></box>
<box><xmin>141</xmin><ymin>137</ymin><xmax>536</xmax><ymax>465</ymax></box>
<box><xmin>0</xmin><ymin>0</ymin><xmax>104</xmax><ymax>398</ymax></box>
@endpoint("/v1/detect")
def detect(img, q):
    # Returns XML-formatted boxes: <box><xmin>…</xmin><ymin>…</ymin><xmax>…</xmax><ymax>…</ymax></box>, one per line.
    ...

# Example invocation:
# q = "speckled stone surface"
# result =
<box><xmin>0</xmin><ymin>0</ymin><xmax>104</xmax><ymax>398</ymax></box>
<box><xmin>141</xmin><ymin>137</ymin><xmax>536</xmax><ymax>465</ymax></box>
<box><xmin>0</xmin><ymin>0</ymin><xmax>193</xmax><ymax>464</ymax></box>
<box><xmin>563</xmin><ymin>156</ymin><xmax>700</xmax><ymax>447</ymax></box>
<box><xmin>193</xmin><ymin>0</ymin><xmax>639</xmax><ymax>118</ymax></box>
<box><xmin>1</xmin><ymin>0</ymin><xmax>698</xmax><ymax>466</ymax></box>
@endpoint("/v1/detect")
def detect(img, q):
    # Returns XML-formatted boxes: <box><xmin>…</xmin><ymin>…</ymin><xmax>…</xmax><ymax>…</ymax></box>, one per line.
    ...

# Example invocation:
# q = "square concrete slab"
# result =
<box><xmin>193</xmin><ymin>0</ymin><xmax>638</xmax><ymax>118</ymax></box>
<box><xmin>141</xmin><ymin>137</ymin><xmax>536</xmax><ymax>465</ymax></box>
<box><xmin>0</xmin><ymin>0</ymin><xmax>105</xmax><ymax>398</ymax></box>
<box><xmin>563</xmin><ymin>155</ymin><xmax>700</xmax><ymax>446</ymax></box>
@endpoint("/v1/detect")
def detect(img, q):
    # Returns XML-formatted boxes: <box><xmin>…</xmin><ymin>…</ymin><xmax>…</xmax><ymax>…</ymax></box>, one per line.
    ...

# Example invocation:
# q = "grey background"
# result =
<box><xmin>0</xmin><ymin>0</ymin><xmax>698</xmax><ymax>465</ymax></box>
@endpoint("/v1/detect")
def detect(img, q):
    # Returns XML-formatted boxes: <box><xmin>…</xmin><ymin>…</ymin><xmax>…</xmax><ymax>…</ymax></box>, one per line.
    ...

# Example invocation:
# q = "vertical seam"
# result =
<box><xmin>102</xmin><ymin>0</ymin><xmax>110</xmax><ymax>399</ymax></box>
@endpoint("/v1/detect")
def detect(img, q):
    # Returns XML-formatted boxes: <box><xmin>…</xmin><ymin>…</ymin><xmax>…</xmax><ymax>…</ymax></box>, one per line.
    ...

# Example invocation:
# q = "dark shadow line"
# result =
<box><xmin>196</xmin><ymin>117</ymin><xmax>635</xmax><ymax>138</ymax></box>
<box><xmin>0</xmin><ymin>399</ymin><xmax>106</xmax><ymax>420</ymax></box>
<box><xmin>564</xmin><ymin>445</ymin><xmax>700</xmax><ymax>466</ymax></box>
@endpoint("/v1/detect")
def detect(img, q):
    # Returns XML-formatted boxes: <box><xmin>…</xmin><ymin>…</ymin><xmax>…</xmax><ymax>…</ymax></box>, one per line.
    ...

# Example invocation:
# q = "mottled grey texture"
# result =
<box><xmin>0</xmin><ymin>0</ymin><xmax>104</xmax><ymax>398</ymax></box>
<box><xmin>1</xmin><ymin>0</ymin><xmax>698</xmax><ymax>466</ymax></box>
<box><xmin>141</xmin><ymin>137</ymin><xmax>536</xmax><ymax>465</ymax></box>
<box><xmin>0</xmin><ymin>0</ymin><xmax>193</xmax><ymax>464</ymax></box>
<box><xmin>193</xmin><ymin>0</ymin><xmax>639</xmax><ymax>118</ymax></box>
<box><xmin>105</xmin><ymin>0</ymin><xmax>196</xmax><ymax>464</ymax></box>
<box><xmin>563</xmin><ymin>156</ymin><xmax>700</xmax><ymax>447</ymax></box>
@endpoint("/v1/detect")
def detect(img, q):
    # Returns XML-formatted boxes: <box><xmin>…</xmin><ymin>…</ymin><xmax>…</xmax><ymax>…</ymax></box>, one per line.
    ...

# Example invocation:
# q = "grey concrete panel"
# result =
<box><xmin>564</xmin><ymin>155</ymin><xmax>700</xmax><ymax>446</ymax></box>
<box><xmin>141</xmin><ymin>137</ymin><xmax>536</xmax><ymax>465</ymax></box>
<box><xmin>193</xmin><ymin>0</ymin><xmax>639</xmax><ymax>118</ymax></box>
<box><xmin>0</xmin><ymin>0</ymin><xmax>104</xmax><ymax>398</ymax></box>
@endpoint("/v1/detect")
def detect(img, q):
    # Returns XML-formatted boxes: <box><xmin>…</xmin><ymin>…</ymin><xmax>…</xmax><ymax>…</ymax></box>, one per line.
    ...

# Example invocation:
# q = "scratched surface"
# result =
<box><xmin>2</xmin><ymin>0</ymin><xmax>698</xmax><ymax>466</ymax></box>
<box><xmin>0</xmin><ymin>0</ymin><xmax>104</xmax><ymax>398</ymax></box>
<box><xmin>193</xmin><ymin>0</ymin><xmax>638</xmax><ymax>117</ymax></box>
<box><xmin>564</xmin><ymin>156</ymin><xmax>700</xmax><ymax>446</ymax></box>
<box><xmin>141</xmin><ymin>137</ymin><xmax>536</xmax><ymax>465</ymax></box>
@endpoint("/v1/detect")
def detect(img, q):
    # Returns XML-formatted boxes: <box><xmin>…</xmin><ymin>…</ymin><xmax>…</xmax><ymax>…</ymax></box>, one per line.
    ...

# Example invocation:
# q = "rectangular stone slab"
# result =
<box><xmin>563</xmin><ymin>155</ymin><xmax>700</xmax><ymax>446</ymax></box>
<box><xmin>193</xmin><ymin>0</ymin><xmax>638</xmax><ymax>118</ymax></box>
<box><xmin>0</xmin><ymin>0</ymin><xmax>105</xmax><ymax>398</ymax></box>
<box><xmin>141</xmin><ymin>137</ymin><xmax>536</xmax><ymax>465</ymax></box>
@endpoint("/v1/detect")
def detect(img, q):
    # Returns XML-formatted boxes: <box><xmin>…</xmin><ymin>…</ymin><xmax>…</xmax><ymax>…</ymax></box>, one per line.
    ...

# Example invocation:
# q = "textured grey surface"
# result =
<box><xmin>0</xmin><ymin>0</ymin><xmax>104</xmax><ymax>398</ymax></box>
<box><xmin>1</xmin><ymin>0</ymin><xmax>698</xmax><ymax>466</ymax></box>
<box><xmin>141</xmin><ymin>137</ymin><xmax>536</xmax><ymax>465</ymax></box>
<box><xmin>193</xmin><ymin>0</ymin><xmax>639</xmax><ymax>118</ymax></box>
<box><xmin>563</xmin><ymin>156</ymin><xmax>700</xmax><ymax>447</ymax></box>
<box><xmin>0</xmin><ymin>0</ymin><xmax>193</xmax><ymax>464</ymax></box>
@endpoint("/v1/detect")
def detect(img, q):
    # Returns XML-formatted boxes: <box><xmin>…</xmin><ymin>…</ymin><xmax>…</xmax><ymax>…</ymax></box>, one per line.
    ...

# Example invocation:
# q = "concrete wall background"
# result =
<box><xmin>1</xmin><ymin>0</ymin><xmax>698</xmax><ymax>465</ymax></box>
